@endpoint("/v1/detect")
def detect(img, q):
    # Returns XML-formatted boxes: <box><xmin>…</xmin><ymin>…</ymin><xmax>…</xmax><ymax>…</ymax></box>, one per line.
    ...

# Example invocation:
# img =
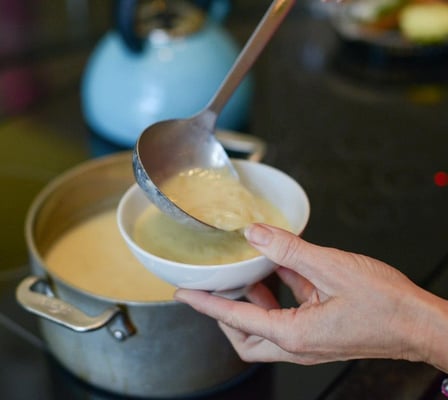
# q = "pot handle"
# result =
<box><xmin>16</xmin><ymin>276</ymin><xmax>134</xmax><ymax>341</ymax></box>
<box><xmin>216</xmin><ymin>131</ymin><xmax>266</xmax><ymax>162</ymax></box>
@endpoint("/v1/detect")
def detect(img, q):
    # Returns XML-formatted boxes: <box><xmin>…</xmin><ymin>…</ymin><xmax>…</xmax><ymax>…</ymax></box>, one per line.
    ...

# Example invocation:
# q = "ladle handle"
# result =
<box><xmin>206</xmin><ymin>0</ymin><xmax>295</xmax><ymax>115</ymax></box>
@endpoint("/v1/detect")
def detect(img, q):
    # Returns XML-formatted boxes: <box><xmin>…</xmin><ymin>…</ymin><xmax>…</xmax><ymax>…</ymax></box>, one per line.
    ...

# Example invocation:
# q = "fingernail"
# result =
<box><xmin>244</xmin><ymin>223</ymin><xmax>273</xmax><ymax>246</ymax></box>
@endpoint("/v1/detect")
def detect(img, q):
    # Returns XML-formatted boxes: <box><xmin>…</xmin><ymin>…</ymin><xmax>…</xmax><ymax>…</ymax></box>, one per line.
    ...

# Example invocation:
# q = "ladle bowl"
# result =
<box><xmin>133</xmin><ymin>112</ymin><xmax>236</xmax><ymax>231</ymax></box>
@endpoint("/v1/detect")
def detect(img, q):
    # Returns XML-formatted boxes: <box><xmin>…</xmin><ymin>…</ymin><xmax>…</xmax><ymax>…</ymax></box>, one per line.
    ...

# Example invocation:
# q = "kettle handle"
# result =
<box><xmin>197</xmin><ymin>0</ymin><xmax>231</xmax><ymax>22</ymax></box>
<box><xmin>115</xmin><ymin>0</ymin><xmax>144</xmax><ymax>53</ymax></box>
<box><xmin>115</xmin><ymin>0</ymin><xmax>231</xmax><ymax>52</ymax></box>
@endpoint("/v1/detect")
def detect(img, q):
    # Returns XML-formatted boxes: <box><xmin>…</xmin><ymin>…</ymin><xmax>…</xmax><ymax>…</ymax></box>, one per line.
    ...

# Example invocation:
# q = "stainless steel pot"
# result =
<box><xmin>15</xmin><ymin>151</ymin><xmax>261</xmax><ymax>398</ymax></box>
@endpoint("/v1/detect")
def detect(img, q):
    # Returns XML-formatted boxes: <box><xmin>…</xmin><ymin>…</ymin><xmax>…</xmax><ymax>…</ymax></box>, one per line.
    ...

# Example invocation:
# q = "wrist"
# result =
<box><xmin>408</xmin><ymin>289</ymin><xmax>448</xmax><ymax>372</ymax></box>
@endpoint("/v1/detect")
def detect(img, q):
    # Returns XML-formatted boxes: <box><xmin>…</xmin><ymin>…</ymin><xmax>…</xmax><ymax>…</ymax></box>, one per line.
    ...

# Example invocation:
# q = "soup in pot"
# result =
<box><xmin>44</xmin><ymin>208</ymin><xmax>175</xmax><ymax>302</ymax></box>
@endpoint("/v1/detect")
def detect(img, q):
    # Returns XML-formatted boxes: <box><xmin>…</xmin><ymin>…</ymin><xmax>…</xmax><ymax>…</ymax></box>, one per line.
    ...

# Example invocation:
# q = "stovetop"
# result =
<box><xmin>1</xmin><ymin>1</ymin><xmax>448</xmax><ymax>399</ymax></box>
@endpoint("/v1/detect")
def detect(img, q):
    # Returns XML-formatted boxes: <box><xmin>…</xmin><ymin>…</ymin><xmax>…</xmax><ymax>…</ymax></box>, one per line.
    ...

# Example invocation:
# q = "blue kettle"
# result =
<box><xmin>81</xmin><ymin>0</ymin><xmax>253</xmax><ymax>147</ymax></box>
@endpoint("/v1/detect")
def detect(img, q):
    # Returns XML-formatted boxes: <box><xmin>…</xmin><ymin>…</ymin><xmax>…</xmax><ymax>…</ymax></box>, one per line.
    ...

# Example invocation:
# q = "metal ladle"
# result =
<box><xmin>133</xmin><ymin>0</ymin><xmax>295</xmax><ymax>231</ymax></box>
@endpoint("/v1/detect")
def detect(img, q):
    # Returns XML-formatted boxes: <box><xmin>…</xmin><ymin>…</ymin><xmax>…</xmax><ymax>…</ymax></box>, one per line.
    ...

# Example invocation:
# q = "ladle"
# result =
<box><xmin>133</xmin><ymin>0</ymin><xmax>295</xmax><ymax>231</ymax></box>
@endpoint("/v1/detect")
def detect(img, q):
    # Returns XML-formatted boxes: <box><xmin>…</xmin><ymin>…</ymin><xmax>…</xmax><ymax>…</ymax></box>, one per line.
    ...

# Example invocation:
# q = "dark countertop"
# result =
<box><xmin>1</xmin><ymin>0</ymin><xmax>447</xmax><ymax>399</ymax></box>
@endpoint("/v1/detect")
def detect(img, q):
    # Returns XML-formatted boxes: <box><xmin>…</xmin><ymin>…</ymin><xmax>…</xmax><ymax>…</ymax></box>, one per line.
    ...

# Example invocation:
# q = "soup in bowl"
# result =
<box><xmin>117</xmin><ymin>160</ymin><xmax>310</xmax><ymax>296</ymax></box>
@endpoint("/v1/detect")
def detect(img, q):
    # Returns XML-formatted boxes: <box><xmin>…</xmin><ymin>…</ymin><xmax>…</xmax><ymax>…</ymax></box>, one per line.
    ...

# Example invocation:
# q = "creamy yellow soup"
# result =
<box><xmin>161</xmin><ymin>167</ymin><xmax>271</xmax><ymax>231</ymax></box>
<box><xmin>44</xmin><ymin>208</ymin><xmax>175</xmax><ymax>302</ymax></box>
<box><xmin>133</xmin><ymin>167</ymin><xmax>290</xmax><ymax>265</ymax></box>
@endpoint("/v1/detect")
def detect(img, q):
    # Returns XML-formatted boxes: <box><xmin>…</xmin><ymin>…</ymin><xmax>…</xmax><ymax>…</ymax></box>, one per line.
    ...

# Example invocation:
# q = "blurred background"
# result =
<box><xmin>0</xmin><ymin>0</ymin><xmax>448</xmax><ymax>399</ymax></box>
<box><xmin>0</xmin><ymin>0</ymin><xmax>111</xmax><ymax>116</ymax></box>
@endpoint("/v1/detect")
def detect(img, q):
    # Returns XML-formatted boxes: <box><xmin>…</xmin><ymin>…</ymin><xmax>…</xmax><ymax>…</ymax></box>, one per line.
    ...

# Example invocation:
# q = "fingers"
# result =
<box><xmin>174</xmin><ymin>288</ymin><xmax>286</xmax><ymax>342</ymax></box>
<box><xmin>218</xmin><ymin>321</ymin><xmax>296</xmax><ymax>363</ymax></box>
<box><xmin>245</xmin><ymin>282</ymin><xmax>280</xmax><ymax>310</ymax></box>
<box><xmin>175</xmin><ymin>289</ymin><xmax>269</xmax><ymax>335</ymax></box>
<box><xmin>174</xmin><ymin>288</ymin><xmax>296</xmax><ymax>363</ymax></box>
<box><xmin>174</xmin><ymin>288</ymin><xmax>334</xmax><ymax>364</ymax></box>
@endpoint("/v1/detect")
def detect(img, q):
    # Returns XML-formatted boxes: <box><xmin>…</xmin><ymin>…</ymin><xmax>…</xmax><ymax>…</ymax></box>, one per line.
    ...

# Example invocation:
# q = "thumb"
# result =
<box><xmin>244</xmin><ymin>223</ymin><xmax>334</xmax><ymax>285</ymax></box>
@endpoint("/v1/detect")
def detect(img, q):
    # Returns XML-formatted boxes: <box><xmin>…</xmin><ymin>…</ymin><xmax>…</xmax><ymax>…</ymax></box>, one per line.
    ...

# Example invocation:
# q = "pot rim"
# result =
<box><xmin>24</xmin><ymin>151</ymin><xmax>180</xmax><ymax>307</ymax></box>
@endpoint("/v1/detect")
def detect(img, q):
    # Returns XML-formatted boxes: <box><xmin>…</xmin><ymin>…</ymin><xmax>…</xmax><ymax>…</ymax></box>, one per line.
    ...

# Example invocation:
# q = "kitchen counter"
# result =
<box><xmin>1</xmin><ymin>0</ymin><xmax>447</xmax><ymax>399</ymax></box>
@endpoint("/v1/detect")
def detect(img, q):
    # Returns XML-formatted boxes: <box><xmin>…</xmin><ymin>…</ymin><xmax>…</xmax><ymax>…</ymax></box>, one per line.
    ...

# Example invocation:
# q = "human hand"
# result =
<box><xmin>175</xmin><ymin>223</ymin><xmax>448</xmax><ymax>371</ymax></box>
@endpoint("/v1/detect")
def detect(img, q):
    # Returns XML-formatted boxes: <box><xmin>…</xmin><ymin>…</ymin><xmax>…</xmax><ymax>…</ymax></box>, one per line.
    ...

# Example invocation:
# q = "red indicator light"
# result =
<box><xmin>434</xmin><ymin>171</ymin><xmax>448</xmax><ymax>187</ymax></box>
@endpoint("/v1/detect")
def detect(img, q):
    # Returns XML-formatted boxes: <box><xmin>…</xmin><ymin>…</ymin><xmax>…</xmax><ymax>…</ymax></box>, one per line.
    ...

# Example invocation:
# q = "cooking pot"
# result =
<box><xmin>15</xmin><ymin>150</ymin><xmax>264</xmax><ymax>398</ymax></box>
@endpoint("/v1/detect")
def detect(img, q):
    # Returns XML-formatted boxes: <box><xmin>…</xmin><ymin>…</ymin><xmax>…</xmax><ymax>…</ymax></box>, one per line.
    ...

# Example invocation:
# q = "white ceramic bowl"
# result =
<box><xmin>117</xmin><ymin>160</ymin><xmax>310</xmax><ymax>296</ymax></box>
